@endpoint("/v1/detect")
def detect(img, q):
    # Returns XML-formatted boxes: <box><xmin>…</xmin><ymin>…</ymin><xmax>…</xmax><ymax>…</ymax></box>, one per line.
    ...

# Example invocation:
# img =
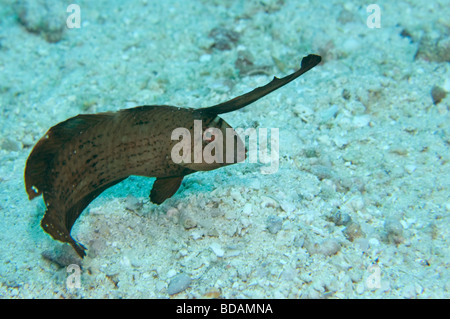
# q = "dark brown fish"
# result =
<box><xmin>25</xmin><ymin>54</ymin><xmax>321</xmax><ymax>257</ymax></box>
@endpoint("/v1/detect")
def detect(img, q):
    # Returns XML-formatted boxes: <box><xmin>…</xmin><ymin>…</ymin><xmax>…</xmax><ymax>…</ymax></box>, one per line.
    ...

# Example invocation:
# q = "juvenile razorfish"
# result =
<box><xmin>24</xmin><ymin>54</ymin><xmax>321</xmax><ymax>257</ymax></box>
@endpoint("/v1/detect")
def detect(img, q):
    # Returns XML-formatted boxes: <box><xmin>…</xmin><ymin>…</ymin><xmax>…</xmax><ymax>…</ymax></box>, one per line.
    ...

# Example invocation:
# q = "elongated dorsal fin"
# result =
<box><xmin>199</xmin><ymin>54</ymin><xmax>321</xmax><ymax>115</ymax></box>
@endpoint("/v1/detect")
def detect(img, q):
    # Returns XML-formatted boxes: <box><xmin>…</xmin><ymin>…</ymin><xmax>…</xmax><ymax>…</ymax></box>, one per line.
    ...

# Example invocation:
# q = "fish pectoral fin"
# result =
<box><xmin>150</xmin><ymin>176</ymin><xmax>184</xmax><ymax>204</ymax></box>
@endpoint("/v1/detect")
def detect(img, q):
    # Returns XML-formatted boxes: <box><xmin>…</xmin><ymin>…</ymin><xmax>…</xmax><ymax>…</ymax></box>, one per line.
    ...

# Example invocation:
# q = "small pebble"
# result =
<box><xmin>166</xmin><ymin>269</ymin><xmax>177</xmax><ymax>278</ymax></box>
<box><xmin>167</xmin><ymin>273</ymin><xmax>191</xmax><ymax>295</ymax></box>
<box><xmin>415</xmin><ymin>34</ymin><xmax>450</xmax><ymax>63</ymax></box>
<box><xmin>242</xmin><ymin>203</ymin><xmax>252</xmax><ymax>215</ymax></box>
<box><xmin>399</xmin><ymin>28</ymin><xmax>413</xmax><ymax>41</ymax></box>
<box><xmin>405</xmin><ymin>164</ymin><xmax>416</xmax><ymax>174</ymax></box>
<box><xmin>235</xmin><ymin>50</ymin><xmax>254</xmax><ymax>75</ymax></box>
<box><xmin>431</xmin><ymin>85</ymin><xmax>446</xmax><ymax>105</ymax></box>
<box><xmin>310</xmin><ymin>165</ymin><xmax>334</xmax><ymax>180</ymax></box>
<box><xmin>180</xmin><ymin>211</ymin><xmax>197</xmax><ymax>229</ymax></box>
<box><xmin>317</xmin><ymin>239</ymin><xmax>341</xmax><ymax>256</ymax></box>
<box><xmin>1</xmin><ymin>137</ymin><xmax>22</xmax><ymax>152</ymax></box>
<box><xmin>343</xmin><ymin>222</ymin><xmax>365</xmax><ymax>242</ymax></box>
<box><xmin>355</xmin><ymin>238</ymin><xmax>369</xmax><ymax>251</ymax></box>
<box><xmin>342</xmin><ymin>88</ymin><xmax>351</xmax><ymax>100</ymax></box>
<box><xmin>199</xmin><ymin>54</ymin><xmax>211</xmax><ymax>62</ymax></box>
<box><xmin>355</xmin><ymin>282</ymin><xmax>365</xmax><ymax>295</ymax></box>
<box><xmin>41</xmin><ymin>246</ymin><xmax>81</xmax><ymax>268</ymax></box>
<box><xmin>318</xmin><ymin>104</ymin><xmax>338</xmax><ymax>123</ymax></box>
<box><xmin>16</xmin><ymin>0</ymin><xmax>66</xmax><ymax>43</ymax></box>
<box><xmin>21</xmin><ymin>134</ymin><xmax>34</xmax><ymax>147</ymax></box>
<box><xmin>124</xmin><ymin>195</ymin><xmax>143</xmax><ymax>211</ymax></box>
<box><xmin>337</xmin><ymin>8</ymin><xmax>355</xmax><ymax>24</ymax></box>
<box><xmin>304</xmin><ymin>147</ymin><xmax>319</xmax><ymax>158</ymax></box>
<box><xmin>203</xmin><ymin>288</ymin><xmax>221</xmax><ymax>299</ymax></box>
<box><xmin>209</xmin><ymin>27</ymin><xmax>239</xmax><ymax>51</ymax></box>
<box><xmin>304</xmin><ymin>238</ymin><xmax>341</xmax><ymax>256</ymax></box>
<box><xmin>209</xmin><ymin>242</ymin><xmax>224</xmax><ymax>257</ymax></box>
<box><xmin>368</xmin><ymin>237</ymin><xmax>380</xmax><ymax>247</ymax></box>
<box><xmin>352</xmin><ymin>115</ymin><xmax>371</xmax><ymax>128</ymax></box>
<box><xmin>347</xmin><ymin>196</ymin><xmax>365</xmax><ymax>213</ymax></box>
<box><xmin>266</xmin><ymin>215</ymin><xmax>283</xmax><ymax>234</ymax></box>
<box><xmin>331</xmin><ymin>210</ymin><xmax>352</xmax><ymax>226</ymax></box>
<box><xmin>384</xmin><ymin>218</ymin><xmax>404</xmax><ymax>244</ymax></box>
<box><xmin>403</xmin><ymin>284</ymin><xmax>417</xmax><ymax>299</ymax></box>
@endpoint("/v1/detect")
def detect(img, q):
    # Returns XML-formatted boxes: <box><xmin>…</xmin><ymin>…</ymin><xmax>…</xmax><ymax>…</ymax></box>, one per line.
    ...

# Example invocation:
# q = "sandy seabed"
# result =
<box><xmin>0</xmin><ymin>0</ymin><xmax>449</xmax><ymax>298</ymax></box>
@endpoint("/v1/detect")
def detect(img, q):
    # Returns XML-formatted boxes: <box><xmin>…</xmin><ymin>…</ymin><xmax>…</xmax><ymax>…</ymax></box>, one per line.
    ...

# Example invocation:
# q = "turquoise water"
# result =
<box><xmin>0</xmin><ymin>0</ymin><xmax>448</xmax><ymax>298</ymax></box>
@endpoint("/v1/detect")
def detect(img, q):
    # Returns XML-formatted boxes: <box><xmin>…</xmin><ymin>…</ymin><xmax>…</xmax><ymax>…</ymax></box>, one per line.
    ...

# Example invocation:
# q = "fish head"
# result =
<box><xmin>172</xmin><ymin>115</ymin><xmax>246</xmax><ymax>171</ymax></box>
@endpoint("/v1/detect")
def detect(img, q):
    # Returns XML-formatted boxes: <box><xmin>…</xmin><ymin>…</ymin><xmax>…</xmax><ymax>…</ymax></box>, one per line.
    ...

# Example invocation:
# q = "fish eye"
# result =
<box><xmin>204</xmin><ymin>128</ymin><xmax>216</xmax><ymax>142</ymax></box>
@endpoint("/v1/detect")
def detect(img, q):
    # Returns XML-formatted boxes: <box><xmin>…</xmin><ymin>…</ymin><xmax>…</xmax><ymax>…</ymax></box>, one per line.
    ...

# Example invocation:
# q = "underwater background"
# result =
<box><xmin>0</xmin><ymin>0</ymin><xmax>449</xmax><ymax>298</ymax></box>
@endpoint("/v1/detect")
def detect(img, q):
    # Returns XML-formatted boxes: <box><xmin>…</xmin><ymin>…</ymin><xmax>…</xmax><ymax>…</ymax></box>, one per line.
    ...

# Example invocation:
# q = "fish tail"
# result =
<box><xmin>24</xmin><ymin>113</ymin><xmax>111</xmax><ymax>199</ymax></box>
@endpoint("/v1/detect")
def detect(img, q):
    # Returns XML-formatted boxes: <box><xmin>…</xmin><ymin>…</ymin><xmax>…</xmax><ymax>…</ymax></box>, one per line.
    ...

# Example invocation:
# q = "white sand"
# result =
<box><xmin>0</xmin><ymin>0</ymin><xmax>448</xmax><ymax>298</ymax></box>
